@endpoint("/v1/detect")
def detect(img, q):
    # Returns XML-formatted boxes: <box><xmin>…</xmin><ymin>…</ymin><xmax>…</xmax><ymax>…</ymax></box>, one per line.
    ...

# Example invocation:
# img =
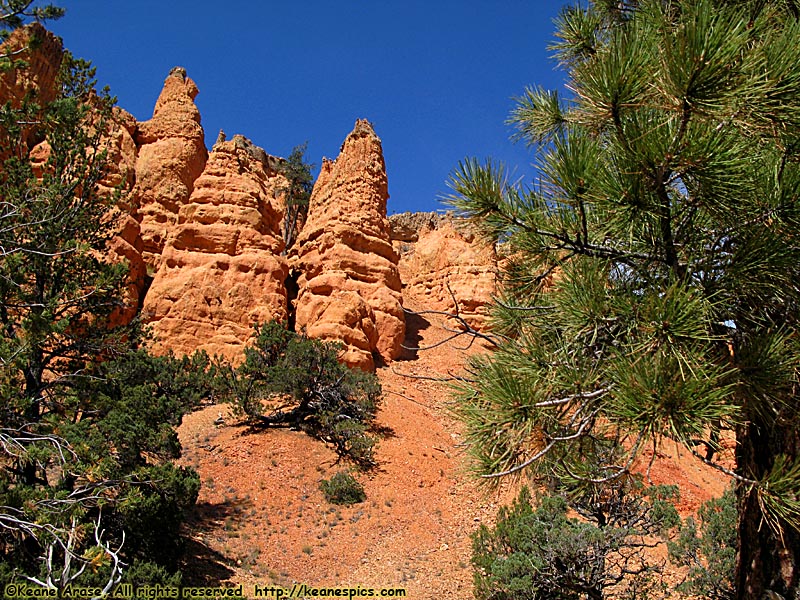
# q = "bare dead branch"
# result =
<box><xmin>402</xmin><ymin>281</ymin><xmax>504</xmax><ymax>351</ymax></box>
<box><xmin>688</xmin><ymin>447</ymin><xmax>757</xmax><ymax>484</ymax></box>
<box><xmin>530</xmin><ymin>386</ymin><xmax>612</xmax><ymax>408</ymax></box>
<box><xmin>385</xmin><ymin>389</ymin><xmax>432</xmax><ymax>409</ymax></box>
<box><xmin>390</xmin><ymin>366</ymin><xmax>471</xmax><ymax>383</ymax></box>
<box><xmin>23</xmin><ymin>512</ymin><xmax>125</xmax><ymax>598</ymax></box>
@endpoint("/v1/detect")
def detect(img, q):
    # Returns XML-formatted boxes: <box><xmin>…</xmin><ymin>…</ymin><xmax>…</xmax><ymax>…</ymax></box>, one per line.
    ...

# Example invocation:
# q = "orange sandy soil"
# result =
<box><xmin>176</xmin><ymin>289</ymin><xmax>730</xmax><ymax>599</ymax></box>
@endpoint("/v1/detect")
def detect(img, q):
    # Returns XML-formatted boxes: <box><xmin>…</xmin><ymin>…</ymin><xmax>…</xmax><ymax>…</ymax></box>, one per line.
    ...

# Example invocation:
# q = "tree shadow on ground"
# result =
<box><xmin>180</xmin><ymin>537</ymin><xmax>235</xmax><ymax>586</ymax></box>
<box><xmin>370</xmin><ymin>422</ymin><xmax>396</xmax><ymax>439</ymax></box>
<box><xmin>180</xmin><ymin>498</ymin><xmax>255</xmax><ymax>585</ymax></box>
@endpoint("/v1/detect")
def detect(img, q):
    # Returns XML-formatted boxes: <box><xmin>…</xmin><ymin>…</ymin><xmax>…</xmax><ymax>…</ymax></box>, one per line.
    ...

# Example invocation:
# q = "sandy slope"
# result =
<box><xmin>176</xmin><ymin>288</ymin><xmax>730</xmax><ymax>598</ymax></box>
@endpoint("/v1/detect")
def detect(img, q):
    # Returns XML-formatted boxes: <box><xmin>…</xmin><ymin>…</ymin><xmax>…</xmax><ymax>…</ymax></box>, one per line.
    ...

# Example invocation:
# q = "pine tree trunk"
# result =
<box><xmin>735</xmin><ymin>420</ymin><xmax>800</xmax><ymax>599</ymax></box>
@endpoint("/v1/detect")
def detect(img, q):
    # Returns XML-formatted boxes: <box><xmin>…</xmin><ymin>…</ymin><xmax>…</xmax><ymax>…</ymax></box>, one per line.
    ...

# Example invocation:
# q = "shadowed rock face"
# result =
<box><xmin>98</xmin><ymin>108</ymin><xmax>146</xmax><ymax>328</ymax></box>
<box><xmin>291</xmin><ymin>119</ymin><xmax>405</xmax><ymax>370</ymax></box>
<box><xmin>133</xmin><ymin>67</ymin><xmax>208</xmax><ymax>267</ymax></box>
<box><xmin>142</xmin><ymin>136</ymin><xmax>289</xmax><ymax>361</ymax></box>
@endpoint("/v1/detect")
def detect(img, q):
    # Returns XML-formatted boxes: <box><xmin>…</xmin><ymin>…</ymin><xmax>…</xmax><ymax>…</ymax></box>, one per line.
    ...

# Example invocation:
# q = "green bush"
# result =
<box><xmin>320</xmin><ymin>471</ymin><xmax>366</xmax><ymax>505</ymax></box>
<box><xmin>122</xmin><ymin>561</ymin><xmax>183</xmax><ymax>588</ymax></box>
<box><xmin>221</xmin><ymin>321</ymin><xmax>382</xmax><ymax>468</ymax></box>
<box><xmin>668</xmin><ymin>487</ymin><xmax>737</xmax><ymax>599</ymax></box>
<box><xmin>472</xmin><ymin>485</ymin><xmax>677</xmax><ymax>600</ymax></box>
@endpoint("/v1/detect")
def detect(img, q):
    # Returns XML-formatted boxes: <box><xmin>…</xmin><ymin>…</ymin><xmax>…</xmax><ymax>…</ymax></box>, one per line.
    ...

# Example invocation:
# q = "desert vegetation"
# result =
<box><xmin>217</xmin><ymin>320</ymin><xmax>383</xmax><ymax>469</ymax></box>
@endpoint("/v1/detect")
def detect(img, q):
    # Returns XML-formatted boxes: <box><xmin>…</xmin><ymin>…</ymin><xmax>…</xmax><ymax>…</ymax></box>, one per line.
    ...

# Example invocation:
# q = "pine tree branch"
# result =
<box><xmin>482</xmin><ymin>409</ymin><xmax>601</xmax><ymax>479</ymax></box>
<box><xmin>0</xmin><ymin>1</ymin><xmax>34</xmax><ymax>24</ymax></box>
<box><xmin>494</xmin><ymin>298</ymin><xmax>557</xmax><ymax>311</ymax></box>
<box><xmin>531</xmin><ymin>386</ymin><xmax>612</xmax><ymax>408</ymax></box>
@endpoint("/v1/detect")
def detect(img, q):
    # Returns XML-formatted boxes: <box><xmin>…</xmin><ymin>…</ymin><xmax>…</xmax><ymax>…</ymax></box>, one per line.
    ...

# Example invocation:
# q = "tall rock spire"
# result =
<box><xmin>290</xmin><ymin>119</ymin><xmax>405</xmax><ymax>370</ymax></box>
<box><xmin>133</xmin><ymin>67</ymin><xmax>208</xmax><ymax>267</ymax></box>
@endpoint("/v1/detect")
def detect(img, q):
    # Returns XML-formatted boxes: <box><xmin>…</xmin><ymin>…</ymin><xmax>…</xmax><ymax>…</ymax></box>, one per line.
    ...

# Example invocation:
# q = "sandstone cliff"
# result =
<box><xmin>100</xmin><ymin>108</ymin><xmax>147</xmax><ymax>328</ymax></box>
<box><xmin>0</xmin><ymin>22</ymin><xmax>62</xmax><ymax>110</ymax></box>
<box><xmin>391</xmin><ymin>212</ymin><xmax>497</xmax><ymax>331</ymax></box>
<box><xmin>133</xmin><ymin>67</ymin><xmax>208</xmax><ymax>266</ymax></box>
<box><xmin>142</xmin><ymin>135</ymin><xmax>289</xmax><ymax>360</ymax></box>
<box><xmin>290</xmin><ymin>120</ymin><xmax>405</xmax><ymax>370</ymax></box>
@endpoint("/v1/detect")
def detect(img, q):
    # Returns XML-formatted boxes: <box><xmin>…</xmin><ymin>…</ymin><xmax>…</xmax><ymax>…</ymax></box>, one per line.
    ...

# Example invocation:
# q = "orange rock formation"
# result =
<box><xmin>100</xmin><ymin>108</ymin><xmax>147</xmax><ymax>327</ymax></box>
<box><xmin>142</xmin><ymin>135</ymin><xmax>289</xmax><ymax>360</ymax></box>
<box><xmin>0</xmin><ymin>23</ymin><xmax>62</xmax><ymax>109</ymax></box>
<box><xmin>291</xmin><ymin>120</ymin><xmax>405</xmax><ymax>370</ymax></box>
<box><xmin>2</xmin><ymin>26</ymin><xmax>497</xmax><ymax>370</ymax></box>
<box><xmin>133</xmin><ymin>67</ymin><xmax>208</xmax><ymax>266</ymax></box>
<box><xmin>392</xmin><ymin>212</ymin><xmax>497</xmax><ymax>330</ymax></box>
<box><xmin>0</xmin><ymin>23</ymin><xmax>62</xmax><ymax>155</ymax></box>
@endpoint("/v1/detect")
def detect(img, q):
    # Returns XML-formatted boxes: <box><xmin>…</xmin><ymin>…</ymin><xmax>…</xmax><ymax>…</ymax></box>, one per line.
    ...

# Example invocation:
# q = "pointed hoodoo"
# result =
<box><xmin>142</xmin><ymin>135</ymin><xmax>289</xmax><ymax>361</ymax></box>
<box><xmin>290</xmin><ymin>119</ymin><xmax>405</xmax><ymax>371</ymax></box>
<box><xmin>133</xmin><ymin>67</ymin><xmax>208</xmax><ymax>267</ymax></box>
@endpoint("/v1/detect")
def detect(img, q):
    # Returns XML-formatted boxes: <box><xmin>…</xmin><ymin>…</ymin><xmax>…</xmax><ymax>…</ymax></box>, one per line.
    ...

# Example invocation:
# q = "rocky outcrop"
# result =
<box><xmin>0</xmin><ymin>23</ymin><xmax>62</xmax><ymax>109</ymax></box>
<box><xmin>291</xmin><ymin>120</ymin><xmax>404</xmax><ymax>370</ymax></box>
<box><xmin>388</xmin><ymin>211</ymin><xmax>441</xmax><ymax>242</ymax></box>
<box><xmin>392</xmin><ymin>212</ymin><xmax>497</xmax><ymax>330</ymax></box>
<box><xmin>107</xmin><ymin>212</ymin><xmax>147</xmax><ymax>328</ymax></box>
<box><xmin>142</xmin><ymin>135</ymin><xmax>288</xmax><ymax>360</ymax></box>
<box><xmin>0</xmin><ymin>23</ymin><xmax>62</xmax><ymax>155</ymax></box>
<box><xmin>2</xmin><ymin>27</ymin><xmax>498</xmax><ymax>369</ymax></box>
<box><xmin>100</xmin><ymin>107</ymin><xmax>139</xmax><ymax>196</ymax></box>
<box><xmin>133</xmin><ymin>67</ymin><xmax>207</xmax><ymax>266</ymax></box>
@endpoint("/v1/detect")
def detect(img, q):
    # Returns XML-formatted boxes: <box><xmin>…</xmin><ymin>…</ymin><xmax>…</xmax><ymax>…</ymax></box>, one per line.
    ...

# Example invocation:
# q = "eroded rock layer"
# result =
<box><xmin>0</xmin><ymin>23</ymin><xmax>62</xmax><ymax>109</ymax></box>
<box><xmin>392</xmin><ymin>212</ymin><xmax>497</xmax><ymax>331</ymax></box>
<box><xmin>133</xmin><ymin>67</ymin><xmax>208</xmax><ymax>266</ymax></box>
<box><xmin>0</xmin><ymin>23</ymin><xmax>62</xmax><ymax>155</ymax></box>
<box><xmin>291</xmin><ymin>120</ymin><xmax>404</xmax><ymax>370</ymax></box>
<box><xmin>142</xmin><ymin>135</ymin><xmax>288</xmax><ymax>361</ymax></box>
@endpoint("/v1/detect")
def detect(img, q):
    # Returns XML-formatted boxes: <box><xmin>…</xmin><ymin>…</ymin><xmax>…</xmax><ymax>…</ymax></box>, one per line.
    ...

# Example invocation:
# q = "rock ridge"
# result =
<box><xmin>1</xmin><ymin>29</ymin><xmax>496</xmax><ymax>370</ymax></box>
<box><xmin>392</xmin><ymin>212</ymin><xmax>497</xmax><ymax>331</ymax></box>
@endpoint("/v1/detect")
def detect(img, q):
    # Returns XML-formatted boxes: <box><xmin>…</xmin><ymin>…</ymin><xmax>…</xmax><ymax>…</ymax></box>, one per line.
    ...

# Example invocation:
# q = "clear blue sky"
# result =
<box><xmin>49</xmin><ymin>1</ymin><xmax>568</xmax><ymax>214</ymax></box>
